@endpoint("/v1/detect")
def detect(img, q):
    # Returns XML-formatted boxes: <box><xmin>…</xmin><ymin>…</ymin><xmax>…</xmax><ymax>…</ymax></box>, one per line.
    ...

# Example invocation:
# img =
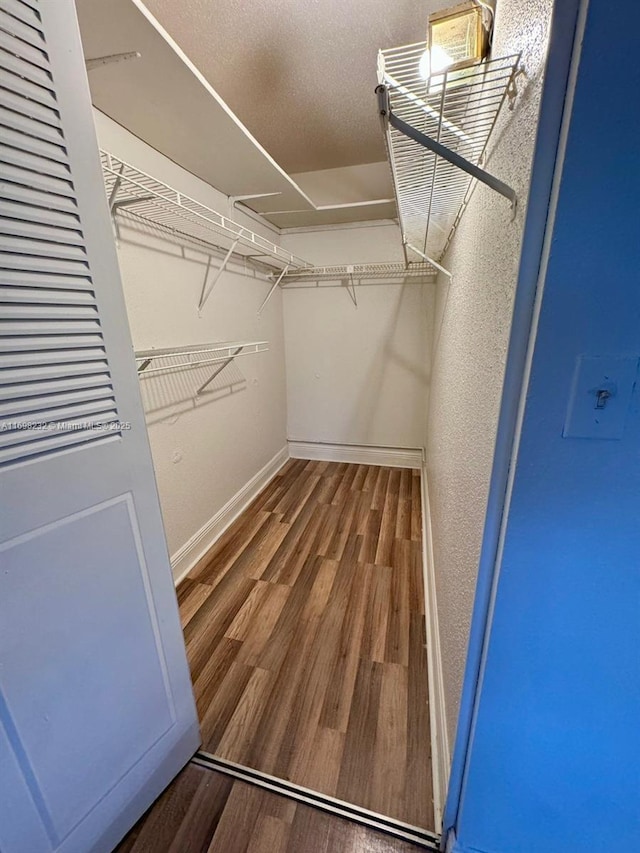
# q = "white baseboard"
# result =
<box><xmin>170</xmin><ymin>446</ymin><xmax>289</xmax><ymax>585</ymax></box>
<box><xmin>288</xmin><ymin>440</ymin><xmax>423</xmax><ymax>469</ymax></box>
<box><xmin>421</xmin><ymin>465</ymin><xmax>450</xmax><ymax>832</ymax></box>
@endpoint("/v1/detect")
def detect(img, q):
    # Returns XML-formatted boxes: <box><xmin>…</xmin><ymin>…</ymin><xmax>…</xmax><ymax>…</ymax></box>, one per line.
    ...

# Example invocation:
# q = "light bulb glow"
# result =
<box><xmin>418</xmin><ymin>45</ymin><xmax>454</xmax><ymax>80</ymax></box>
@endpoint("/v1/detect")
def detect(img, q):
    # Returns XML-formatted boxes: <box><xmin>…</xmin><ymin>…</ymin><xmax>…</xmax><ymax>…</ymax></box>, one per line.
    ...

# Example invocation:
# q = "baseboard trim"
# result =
<box><xmin>421</xmin><ymin>465</ymin><xmax>450</xmax><ymax>833</ymax></box>
<box><xmin>288</xmin><ymin>440</ymin><xmax>423</xmax><ymax>469</ymax></box>
<box><xmin>170</xmin><ymin>446</ymin><xmax>289</xmax><ymax>584</ymax></box>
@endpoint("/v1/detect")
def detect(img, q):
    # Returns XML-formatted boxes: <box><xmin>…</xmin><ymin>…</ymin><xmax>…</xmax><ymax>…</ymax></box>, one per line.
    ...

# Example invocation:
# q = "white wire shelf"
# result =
<box><xmin>280</xmin><ymin>262</ymin><xmax>438</xmax><ymax>283</ymax></box>
<box><xmin>101</xmin><ymin>152</ymin><xmax>309</xmax><ymax>272</ymax></box>
<box><xmin>135</xmin><ymin>341</ymin><xmax>268</xmax><ymax>395</ymax></box>
<box><xmin>377</xmin><ymin>45</ymin><xmax>521</xmax><ymax>263</ymax></box>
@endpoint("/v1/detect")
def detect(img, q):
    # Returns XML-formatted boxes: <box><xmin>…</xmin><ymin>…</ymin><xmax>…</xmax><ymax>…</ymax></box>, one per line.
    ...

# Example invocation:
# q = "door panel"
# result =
<box><xmin>1</xmin><ymin>497</ymin><xmax>176</xmax><ymax>845</ymax></box>
<box><xmin>0</xmin><ymin>1</ymin><xmax>200</xmax><ymax>851</ymax></box>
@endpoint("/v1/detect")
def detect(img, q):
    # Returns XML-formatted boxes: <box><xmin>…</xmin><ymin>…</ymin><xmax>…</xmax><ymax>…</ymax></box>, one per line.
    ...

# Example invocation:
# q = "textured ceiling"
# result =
<box><xmin>141</xmin><ymin>0</ymin><xmax>451</xmax><ymax>174</ymax></box>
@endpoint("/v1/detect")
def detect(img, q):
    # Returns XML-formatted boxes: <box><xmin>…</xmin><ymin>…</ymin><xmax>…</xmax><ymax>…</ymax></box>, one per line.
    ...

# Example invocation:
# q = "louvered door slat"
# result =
<box><xmin>13</xmin><ymin>0</ymin><xmax>40</xmax><ymax>12</ymax></box>
<box><xmin>0</xmin><ymin>285</ymin><xmax>94</xmax><ymax>304</ymax></box>
<box><xmin>2</xmin><ymin>200</ymin><xmax>81</xmax><ymax>231</ymax></box>
<box><xmin>0</xmin><ymin>104</ymin><xmax>63</xmax><ymax>144</ymax></box>
<box><xmin>0</xmin><ymin>45</ymin><xmax>52</xmax><ymax>88</ymax></box>
<box><xmin>0</xmin><ymin>142</ymin><xmax>71</xmax><ymax>179</ymax></box>
<box><xmin>0</xmin><ymin>424</ymin><xmax>119</xmax><ymax>467</ymax></box>
<box><xmin>0</xmin><ymin>384</ymin><xmax>114</xmax><ymax>417</ymax></box>
<box><xmin>1</xmin><ymin>346</ymin><xmax>106</xmax><ymax>368</ymax></box>
<box><xmin>1</xmin><ymin>160</ymin><xmax>73</xmax><ymax>196</ymax></box>
<box><xmin>1</xmin><ymin>268</ymin><xmax>92</xmax><ymax>291</ymax></box>
<box><xmin>0</xmin><ymin>360</ymin><xmax>110</xmax><ymax>387</ymax></box>
<box><xmin>0</xmin><ymin>234</ymin><xmax>87</xmax><ymax>260</ymax></box>
<box><xmin>0</xmin><ymin>320</ymin><xmax>101</xmax><ymax>338</ymax></box>
<box><xmin>11</xmin><ymin>0</ymin><xmax>40</xmax><ymax>11</ymax></box>
<box><xmin>0</xmin><ymin>404</ymin><xmax>118</xmax><ymax>446</ymax></box>
<box><xmin>0</xmin><ymin>8</ymin><xmax>45</xmax><ymax>49</ymax></box>
<box><xmin>1</xmin><ymin>304</ymin><xmax>98</xmax><ymax>322</ymax></box>
<box><xmin>0</xmin><ymin>217</ymin><xmax>84</xmax><ymax>247</ymax></box>
<box><xmin>0</xmin><ymin>122</ymin><xmax>67</xmax><ymax>164</ymax></box>
<box><xmin>0</xmin><ymin>398</ymin><xmax>117</xmax><ymax>434</ymax></box>
<box><xmin>1</xmin><ymin>0</ymin><xmax>40</xmax><ymax>28</ymax></box>
<box><xmin>0</xmin><ymin>27</ymin><xmax>47</xmax><ymax>70</ymax></box>
<box><xmin>1</xmin><ymin>254</ymin><xmax>89</xmax><ymax>276</ymax></box>
<box><xmin>0</xmin><ymin>333</ymin><xmax>103</xmax><ymax>352</ymax></box>
<box><xmin>0</xmin><ymin>82</ymin><xmax>60</xmax><ymax>127</ymax></box>
<box><xmin>1</xmin><ymin>371</ymin><xmax>114</xmax><ymax>401</ymax></box>
<box><xmin>1</xmin><ymin>65</ymin><xmax>57</xmax><ymax>110</ymax></box>
<box><xmin>0</xmin><ymin>178</ymin><xmax>79</xmax><ymax>212</ymax></box>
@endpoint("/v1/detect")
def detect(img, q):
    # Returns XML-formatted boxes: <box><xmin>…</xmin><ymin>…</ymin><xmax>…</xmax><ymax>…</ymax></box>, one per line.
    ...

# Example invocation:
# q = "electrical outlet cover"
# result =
<box><xmin>563</xmin><ymin>355</ymin><xmax>639</xmax><ymax>440</ymax></box>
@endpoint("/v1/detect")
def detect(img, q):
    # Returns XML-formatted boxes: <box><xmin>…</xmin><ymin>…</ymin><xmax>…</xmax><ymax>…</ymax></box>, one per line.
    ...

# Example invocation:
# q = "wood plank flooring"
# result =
<box><xmin>115</xmin><ymin>763</ymin><xmax>429</xmax><ymax>852</ymax></box>
<box><xmin>178</xmin><ymin>459</ymin><xmax>433</xmax><ymax>829</ymax></box>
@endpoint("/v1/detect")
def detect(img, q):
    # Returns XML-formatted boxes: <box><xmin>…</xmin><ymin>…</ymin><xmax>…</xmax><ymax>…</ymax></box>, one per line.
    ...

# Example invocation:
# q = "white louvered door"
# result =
<box><xmin>0</xmin><ymin>2</ymin><xmax>200</xmax><ymax>852</ymax></box>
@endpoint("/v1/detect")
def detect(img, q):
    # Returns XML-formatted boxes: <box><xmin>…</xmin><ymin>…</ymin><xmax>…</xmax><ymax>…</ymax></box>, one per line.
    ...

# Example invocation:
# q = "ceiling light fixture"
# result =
<box><xmin>419</xmin><ymin>44</ymin><xmax>455</xmax><ymax>80</ymax></box>
<box><xmin>419</xmin><ymin>1</ymin><xmax>492</xmax><ymax>81</ymax></box>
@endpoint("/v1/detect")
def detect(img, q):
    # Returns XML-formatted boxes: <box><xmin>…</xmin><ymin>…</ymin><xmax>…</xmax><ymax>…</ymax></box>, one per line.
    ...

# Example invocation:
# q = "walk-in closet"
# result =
<box><xmin>2</xmin><ymin>0</ymin><xmax>590</xmax><ymax>850</ymax></box>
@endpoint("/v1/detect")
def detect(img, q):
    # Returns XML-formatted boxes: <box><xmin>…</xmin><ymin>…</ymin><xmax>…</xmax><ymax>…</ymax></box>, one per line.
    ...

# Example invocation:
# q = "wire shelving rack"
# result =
<box><xmin>135</xmin><ymin>341</ymin><xmax>269</xmax><ymax>395</ymax></box>
<box><xmin>377</xmin><ymin>45</ymin><xmax>521</xmax><ymax>265</ymax></box>
<box><xmin>280</xmin><ymin>261</ymin><xmax>437</xmax><ymax>284</ymax></box>
<box><xmin>101</xmin><ymin>152</ymin><xmax>309</xmax><ymax>273</ymax></box>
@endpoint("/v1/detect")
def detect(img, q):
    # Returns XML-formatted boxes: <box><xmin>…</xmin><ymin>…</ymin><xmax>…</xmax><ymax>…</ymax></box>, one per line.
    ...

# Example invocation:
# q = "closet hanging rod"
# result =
<box><xmin>101</xmin><ymin>151</ymin><xmax>310</xmax><ymax>272</ymax></box>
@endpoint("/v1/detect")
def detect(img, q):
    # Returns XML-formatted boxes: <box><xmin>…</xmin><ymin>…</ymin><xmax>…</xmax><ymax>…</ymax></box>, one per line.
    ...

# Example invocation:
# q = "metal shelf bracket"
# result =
<box><xmin>198</xmin><ymin>239</ymin><xmax>239</xmax><ymax>314</ymax></box>
<box><xmin>345</xmin><ymin>266</ymin><xmax>358</xmax><ymax>307</ymax></box>
<box><xmin>405</xmin><ymin>243</ymin><xmax>452</xmax><ymax>279</ymax></box>
<box><xmin>196</xmin><ymin>346</ymin><xmax>243</xmax><ymax>395</ymax></box>
<box><xmin>258</xmin><ymin>265</ymin><xmax>289</xmax><ymax>315</ymax></box>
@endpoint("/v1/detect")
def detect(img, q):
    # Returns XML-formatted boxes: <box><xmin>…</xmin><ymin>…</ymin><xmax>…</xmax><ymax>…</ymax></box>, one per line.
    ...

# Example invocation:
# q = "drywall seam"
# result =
<box><xmin>171</xmin><ymin>446</ymin><xmax>289</xmax><ymax>584</ymax></box>
<box><xmin>288</xmin><ymin>441</ymin><xmax>422</xmax><ymax>469</ymax></box>
<box><xmin>421</xmin><ymin>465</ymin><xmax>451</xmax><ymax>832</ymax></box>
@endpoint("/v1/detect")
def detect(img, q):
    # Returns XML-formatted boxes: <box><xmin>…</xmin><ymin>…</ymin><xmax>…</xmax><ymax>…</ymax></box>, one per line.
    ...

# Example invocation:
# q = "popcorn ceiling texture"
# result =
<box><xmin>425</xmin><ymin>0</ymin><xmax>554</xmax><ymax>746</ymax></box>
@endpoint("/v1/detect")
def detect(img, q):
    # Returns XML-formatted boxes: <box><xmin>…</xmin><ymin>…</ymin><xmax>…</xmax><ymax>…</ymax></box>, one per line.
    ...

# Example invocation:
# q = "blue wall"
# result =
<box><xmin>452</xmin><ymin>1</ymin><xmax>640</xmax><ymax>850</ymax></box>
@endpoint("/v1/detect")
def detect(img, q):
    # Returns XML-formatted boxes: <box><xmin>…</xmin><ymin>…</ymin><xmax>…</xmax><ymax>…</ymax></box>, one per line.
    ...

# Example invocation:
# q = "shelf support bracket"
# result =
<box><xmin>258</xmin><ymin>265</ymin><xmax>289</xmax><ymax>315</ymax></box>
<box><xmin>111</xmin><ymin>196</ymin><xmax>154</xmax><ymax>212</ymax></box>
<box><xmin>137</xmin><ymin>358</ymin><xmax>152</xmax><ymax>374</ymax></box>
<box><xmin>376</xmin><ymin>85</ymin><xmax>516</xmax><ymax>205</ymax></box>
<box><xmin>405</xmin><ymin>243</ymin><xmax>452</xmax><ymax>279</ymax></box>
<box><xmin>108</xmin><ymin>164</ymin><xmax>124</xmax><ymax>214</ymax></box>
<box><xmin>196</xmin><ymin>346</ymin><xmax>243</xmax><ymax>396</ymax></box>
<box><xmin>344</xmin><ymin>266</ymin><xmax>358</xmax><ymax>307</ymax></box>
<box><xmin>198</xmin><ymin>239</ymin><xmax>239</xmax><ymax>314</ymax></box>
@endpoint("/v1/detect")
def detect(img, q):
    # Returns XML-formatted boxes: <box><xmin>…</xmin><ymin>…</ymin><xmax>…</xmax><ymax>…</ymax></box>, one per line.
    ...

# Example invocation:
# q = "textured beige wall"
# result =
<box><xmin>425</xmin><ymin>0</ymin><xmax>554</xmax><ymax>745</ymax></box>
<box><xmin>281</xmin><ymin>224</ymin><xmax>434</xmax><ymax>449</ymax></box>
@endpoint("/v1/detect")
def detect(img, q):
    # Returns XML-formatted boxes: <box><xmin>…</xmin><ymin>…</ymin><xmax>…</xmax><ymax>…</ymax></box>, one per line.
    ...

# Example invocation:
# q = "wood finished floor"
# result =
<box><xmin>115</xmin><ymin>763</ymin><xmax>429</xmax><ymax>853</ymax></box>
<box><xmin>178</xmin><ymin>459</ymin><xmax>433</xmax><ymax>829</ymax></box>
